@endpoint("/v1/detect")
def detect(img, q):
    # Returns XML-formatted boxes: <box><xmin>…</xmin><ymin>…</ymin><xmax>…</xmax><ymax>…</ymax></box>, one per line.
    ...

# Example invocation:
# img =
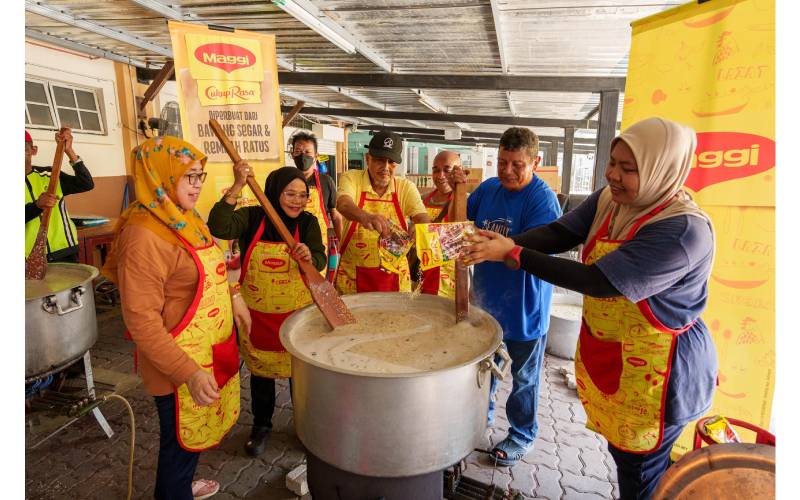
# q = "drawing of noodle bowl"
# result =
<box><xmin>692</xmin><ymin>86</ymin><xmax>750</xmax><ymax>118</ymax></box>
<box><xmin>711</xmin><ymin>259</ymin><xmax>771</xmax><ymax>289</ymax></box>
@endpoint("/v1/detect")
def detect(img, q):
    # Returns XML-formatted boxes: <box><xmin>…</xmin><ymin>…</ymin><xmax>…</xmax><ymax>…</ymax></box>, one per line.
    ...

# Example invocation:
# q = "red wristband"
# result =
<box><xmin>503</xmin><ymin>245</ymin><xmax>522</xmax><ymax>270</ymax></box>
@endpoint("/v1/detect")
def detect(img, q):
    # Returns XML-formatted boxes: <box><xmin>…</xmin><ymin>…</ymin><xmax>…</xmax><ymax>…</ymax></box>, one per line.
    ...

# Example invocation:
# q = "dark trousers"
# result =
<box><xmin>607</xmin><ymin>422</ymin><xmax>686</xmax><ymax>500</ymax></box>
<box><xmin>154</xmin><ymin>395</ymin><xmax>200</xmax><ymax>500</ymax></box>
<box><xmin>251</xmin><ymin>376</ymin><xmax>293</xmax><ymax>428</ymax></box>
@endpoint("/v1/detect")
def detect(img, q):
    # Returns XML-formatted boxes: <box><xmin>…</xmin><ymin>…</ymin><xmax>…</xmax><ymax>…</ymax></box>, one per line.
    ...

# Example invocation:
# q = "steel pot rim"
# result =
<box><xmin>280</xmin><ymin>292</ymin><xmax>504</xmax><ymax>379</ymax></box>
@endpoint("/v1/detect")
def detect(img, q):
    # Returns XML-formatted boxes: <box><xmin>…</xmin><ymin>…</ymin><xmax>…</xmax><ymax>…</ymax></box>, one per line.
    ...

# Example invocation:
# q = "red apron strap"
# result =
<box><xmin>168</xmin><ymin>235</ymin><xmax>209</xmax><ymax>338</ymax></box>
<box><xmin>313</xmin><ymin>170</ymin><xmax>331</xmax><ymax>229</ymax></box>
<box><xmin>582</xmin><ymin>211</ymin><xmax>613</xmax><ymax>262</ymax></box>
<box><xmin>240</xmin><ymin>218</ymin><xmax>267</xmax><ymax>281</ymax></box>
<box><xmin>624</xmin><ymin>194</ymin><xmax>679</xmax><ymax>240</ymax></box>
<box><xmin>390</xmin><ymin>179</ymin><xmax>407</xmax><ymax>231</ymax></box>
<box><xmin>339</xmin><ymin>190</ymin><xmax>368</xmax><ymax>254</ymax></box>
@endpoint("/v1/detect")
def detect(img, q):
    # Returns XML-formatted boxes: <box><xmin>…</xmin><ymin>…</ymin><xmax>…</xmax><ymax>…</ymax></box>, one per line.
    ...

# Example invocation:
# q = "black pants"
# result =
<box><xmin>154</xmin><ymin>394</ymin><xmax>200</xmax><ymax>500</ymax></box>
<box><xmin>251</xmin><ymin>376</ymin><xmax>292</xmax><ymax>428</ymax></box>
<box><xmin>607</xmin><ymin>422</ymin><xmax>686</xmax><ymax>500</ymax></box>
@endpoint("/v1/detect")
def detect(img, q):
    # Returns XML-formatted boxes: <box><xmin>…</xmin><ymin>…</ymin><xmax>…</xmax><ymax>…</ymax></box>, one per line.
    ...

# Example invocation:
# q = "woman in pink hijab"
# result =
<box><xmin>463</xmin><ymin>117</ymin><xmax>717</xmax><ymax>499</ymax></box>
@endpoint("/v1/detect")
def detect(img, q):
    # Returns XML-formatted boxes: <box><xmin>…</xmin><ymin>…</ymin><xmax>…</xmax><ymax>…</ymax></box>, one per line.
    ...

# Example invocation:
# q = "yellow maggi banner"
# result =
<box><xmin>623</xmin><ymin>0</ymin><xmax>774</xmax><ymax>457</ymax></box>
<box><xmin>169</xmin><ymin>21</ymin><xmax>284</xmax><ymax>217</ymax></box>
<box><xmin>624</xmin><ymin>0</ymin><xmax>774</xmax><ymax>207</ymax></box>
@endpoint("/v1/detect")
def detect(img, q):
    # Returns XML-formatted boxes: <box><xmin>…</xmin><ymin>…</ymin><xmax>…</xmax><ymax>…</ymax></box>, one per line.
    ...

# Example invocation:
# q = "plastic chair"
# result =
<box><xmin>693</xmin><ymin>416</ymin><xmax>776</xmax><ymax>449</ymax></box>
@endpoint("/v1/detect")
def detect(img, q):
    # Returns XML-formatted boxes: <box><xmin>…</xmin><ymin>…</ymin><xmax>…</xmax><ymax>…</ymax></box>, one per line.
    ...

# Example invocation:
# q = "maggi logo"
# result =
<box><xmin>194</xmin><ymin>43</ymin><xmax>256</xmax><ymax>73</ymax></box>
<box><xmin>684</xmin><ymin>132</ymin><xmax>775</xmax><ymax>192</ymax></box>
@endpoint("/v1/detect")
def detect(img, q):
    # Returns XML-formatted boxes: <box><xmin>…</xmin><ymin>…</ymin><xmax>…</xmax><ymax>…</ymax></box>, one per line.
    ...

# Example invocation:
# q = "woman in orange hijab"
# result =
<box><xmin>104</xmin><ymin>136</ymin><xmax>251</xmax><ymax>500</ymax></box>
<box><xmin>462</xmin><ymin>117</ymin><xmax>717</xmax><ymax>499</ymax></box>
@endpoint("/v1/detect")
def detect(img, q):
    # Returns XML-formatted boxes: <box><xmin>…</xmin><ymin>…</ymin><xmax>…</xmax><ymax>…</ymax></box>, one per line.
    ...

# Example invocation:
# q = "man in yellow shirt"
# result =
<box><xmin>335</xmin><ymin>131</ymin><xmax>430</xmax><ymax>294</ymax></box>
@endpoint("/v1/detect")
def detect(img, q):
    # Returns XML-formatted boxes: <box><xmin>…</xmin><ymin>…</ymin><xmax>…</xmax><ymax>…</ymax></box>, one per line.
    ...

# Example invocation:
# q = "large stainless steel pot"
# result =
<box><xmin>280</xmin><ymin>292</ymin><xmax>510</xmax><ymax>478</ymax></box>
<box><xmin>25</xmin><ymin>263</ymin><xmax>99</xmax><ymax>379</ymax></box>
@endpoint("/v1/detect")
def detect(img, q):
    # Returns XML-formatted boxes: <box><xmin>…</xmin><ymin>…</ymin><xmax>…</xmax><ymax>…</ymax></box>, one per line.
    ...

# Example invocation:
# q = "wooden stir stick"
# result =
<box><xmin>452</xmin><ymin>180</ymin><xmax>469</xmax><ymax>322</ymax></box>
<box><xmin>208</xmin><ymin>119</ymin><xmax>356</xmax><ymax>329</ymax></box>
<box><xmin>25</xmin><ymin>139</ymin><xmax>66</xmax><ymax>280</ymax></box>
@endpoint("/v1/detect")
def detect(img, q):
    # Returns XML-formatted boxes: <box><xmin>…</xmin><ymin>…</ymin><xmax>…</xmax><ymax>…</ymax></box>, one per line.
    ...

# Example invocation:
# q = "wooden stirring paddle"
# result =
<box><xmin>452</xmin><ymin>180</ymin><xmax>469</xmax><ymax>322</ymax></box>
<box><xmin>25</xmin><ymin>139</ymin><xmax>66</xmax><ymax>280</ymax></box>
<box><xmin>208</xmin><ymin>119</ymin><xmax>356</xmax><ymax>329</ymax></box>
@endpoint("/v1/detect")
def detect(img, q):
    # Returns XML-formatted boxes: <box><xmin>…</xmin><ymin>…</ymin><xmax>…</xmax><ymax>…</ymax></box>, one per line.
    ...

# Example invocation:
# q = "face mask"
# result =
<box><xmin>294</xmin><ymin>154</ymin><xmax>315</xmax><ymax>171</ymax></box>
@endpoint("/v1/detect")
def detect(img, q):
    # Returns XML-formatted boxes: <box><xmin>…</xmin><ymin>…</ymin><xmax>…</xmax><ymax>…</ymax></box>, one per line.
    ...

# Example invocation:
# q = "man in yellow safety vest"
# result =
<box><xmin>25</xmin><ymin>128</ymin><xmax>94</xmax><ymax>263</ymax></box>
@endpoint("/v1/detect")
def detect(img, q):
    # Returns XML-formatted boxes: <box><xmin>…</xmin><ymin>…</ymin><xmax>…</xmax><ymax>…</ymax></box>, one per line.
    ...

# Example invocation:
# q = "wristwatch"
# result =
<box><xmin>503</xmin><ymin>245</ymin><xmax>522</xmax><ymax>270</ymax></box>
<box><xmin>68</xmin><ymin>155</ymin><xmax>81</xmax><ymax>166</ymax></box>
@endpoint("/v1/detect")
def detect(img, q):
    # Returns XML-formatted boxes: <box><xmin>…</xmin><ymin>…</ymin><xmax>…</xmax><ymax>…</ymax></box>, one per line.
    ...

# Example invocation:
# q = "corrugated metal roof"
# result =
<box><xmin>25</xmin><ymin>0</ymin><xmax>684</xmax><ymax>141</ymax></box>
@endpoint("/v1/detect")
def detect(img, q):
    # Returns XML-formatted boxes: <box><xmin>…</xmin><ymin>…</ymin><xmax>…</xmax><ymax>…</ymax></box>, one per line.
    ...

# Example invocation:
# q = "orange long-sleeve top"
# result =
<box><xmin>115</xmin><ymin>224</ymin><xmax>202</xmax><ymax>396</ymax></box>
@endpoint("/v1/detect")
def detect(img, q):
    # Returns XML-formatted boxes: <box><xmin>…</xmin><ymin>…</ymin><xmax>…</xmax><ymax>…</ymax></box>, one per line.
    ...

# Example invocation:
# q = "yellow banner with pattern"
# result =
<box><xmin>623</xmin><ymin>0</ymin><xmax>774</xmax><ymax>457</ymax></box>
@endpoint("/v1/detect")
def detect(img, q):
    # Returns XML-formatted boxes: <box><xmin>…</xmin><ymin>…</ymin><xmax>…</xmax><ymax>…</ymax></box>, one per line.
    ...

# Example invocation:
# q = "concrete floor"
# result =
<box><xmin>25</xmin><ymin>300</ymin><xmax>618</xmax><ymax>499</ymax></box>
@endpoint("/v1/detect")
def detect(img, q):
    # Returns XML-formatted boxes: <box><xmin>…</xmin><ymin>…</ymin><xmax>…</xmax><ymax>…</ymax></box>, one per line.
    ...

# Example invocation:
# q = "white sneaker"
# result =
<box><xmin>192</xmin><ymin>479</ymin><xmax>220</xmax><ymax>500</ymax></box>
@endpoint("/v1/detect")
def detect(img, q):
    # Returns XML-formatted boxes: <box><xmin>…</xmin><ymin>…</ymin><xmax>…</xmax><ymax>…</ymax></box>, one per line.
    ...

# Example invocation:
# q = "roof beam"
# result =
<box><xmin>25</xmin><ymin>0</ymin><xmax>172</xmax><ymax>57</ymax></box>
<box><xmin>355</xmin><ymin>125</ymin><xmax>596</xmax><ymax>146</ymax></box>
<box><xmin>277</xmin><ymin>72</ymin><xmax>626</xmax><ymax>93</ymax></box>
<box><xmin>272</xmin><ymin>0</ymin><xmax>391</xmax><ymax>72</ymax></box>
<box><xmin>487</xmin><ymin>0</ymin><xmax>516</xmax><ymax>116</ymax></box>
<box><xmin>128</xmin><ymin>0</ymin><xmax>189</xmax><ymax>20</ymax></box>
<box><xmin>26</xmin><ymin>29</ymin><xmax>153</xmax><ymax>68</ymax></box>
<box><xmin>284</xmin><ymin>106</ymin><xmax>599</xmax><ymax>129</ymax></box>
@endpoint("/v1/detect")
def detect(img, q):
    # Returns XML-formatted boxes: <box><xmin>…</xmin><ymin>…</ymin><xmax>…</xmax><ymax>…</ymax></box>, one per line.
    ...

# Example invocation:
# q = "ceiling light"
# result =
<box><xmin>274</xmin><ymin>0</ymin><xmax>356</xmax><ymax>54</ymax></box>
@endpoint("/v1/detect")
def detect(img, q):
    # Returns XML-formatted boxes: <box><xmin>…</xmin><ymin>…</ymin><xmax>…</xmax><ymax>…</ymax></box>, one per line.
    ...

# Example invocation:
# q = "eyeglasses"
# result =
<box><xmin>282</xmin><ymin>191</ymin><xmax>309</xmax><ymax>202</ymax></box>
<box><xmin>184</xmin><ymin>172</ymin><xmax>208</xmax><ymax>186</ymax></box>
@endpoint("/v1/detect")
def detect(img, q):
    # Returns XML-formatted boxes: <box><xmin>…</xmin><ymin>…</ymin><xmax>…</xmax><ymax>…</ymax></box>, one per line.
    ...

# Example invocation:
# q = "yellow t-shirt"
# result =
<box><xmin>337</xmin><ymin>169</ymin><xmax>427</xmax><ymax>235</ymax></box>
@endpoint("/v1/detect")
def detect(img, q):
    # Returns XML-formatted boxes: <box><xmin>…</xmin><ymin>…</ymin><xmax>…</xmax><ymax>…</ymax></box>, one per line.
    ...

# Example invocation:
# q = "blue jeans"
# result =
<box><xmin>154</xmin><ymin>394</ymin><xmax>201</xmax><ymax>500</ymax></box>
<box><xmin>607</xmin><ymin>422</ymin><xmax>686</xmax><ymax>500</ymax></box>
<box><xmin>488</xmin><ymin>337</ymin><xmax>547</xmax><ymax>448</ymax></box>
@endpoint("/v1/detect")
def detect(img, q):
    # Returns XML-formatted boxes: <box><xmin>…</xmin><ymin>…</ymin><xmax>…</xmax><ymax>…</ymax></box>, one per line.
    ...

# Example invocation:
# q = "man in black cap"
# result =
<box><xmin>334</xmin><ymin>130</ymin><xmax>430</xmax><ymax>294</ymax></box>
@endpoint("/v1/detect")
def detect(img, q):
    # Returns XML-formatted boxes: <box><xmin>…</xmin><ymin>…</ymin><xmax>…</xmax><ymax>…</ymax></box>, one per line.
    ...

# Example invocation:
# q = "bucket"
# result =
<box><xmin>546</xmin><ymin>293</ymin><xmax>583</xmax><ymax>360</ymax></box>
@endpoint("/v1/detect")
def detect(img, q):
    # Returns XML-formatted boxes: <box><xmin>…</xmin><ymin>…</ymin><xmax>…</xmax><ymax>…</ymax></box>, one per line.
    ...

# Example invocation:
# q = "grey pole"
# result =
<box><xmin>593</xmin><ymin>90</ymin><xmax>620</xmax><ymax>189</ymax></box>
<box><xmin>562</xmin><ymin>127</ymin><xmax>576</xmax><ymax>195</ymax></box>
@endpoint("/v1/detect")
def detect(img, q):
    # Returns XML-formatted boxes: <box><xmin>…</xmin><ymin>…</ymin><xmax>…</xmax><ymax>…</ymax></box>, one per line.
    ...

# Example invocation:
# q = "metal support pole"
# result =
<box><xmin>562</xmin><ymin>127</ymin><xmax>576</xmax><ymax>195</ymax></box>
<box><xmin>593</xmin><ymin>90</ymin><xmax>620</xmax><ymax>190</ymax></box>
<box><xmin>549</xmin><ymin>140</ymin><xmax>560</xmax><ymax>167</ymax></box>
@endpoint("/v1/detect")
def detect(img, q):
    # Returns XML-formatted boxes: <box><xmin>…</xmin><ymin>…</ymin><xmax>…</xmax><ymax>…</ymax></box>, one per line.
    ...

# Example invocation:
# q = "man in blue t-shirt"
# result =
<box><xmin>460</xmin><ymin>127</ymin><xmax>561</xmax><ymax>466</ymax></box>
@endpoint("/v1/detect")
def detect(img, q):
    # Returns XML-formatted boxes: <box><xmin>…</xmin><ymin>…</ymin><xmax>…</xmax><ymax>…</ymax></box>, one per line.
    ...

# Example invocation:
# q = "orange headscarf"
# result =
<box><xmin>103</xmin><ymin>136</ymin><xmax>212</xmax><ymax>283</ymax></box>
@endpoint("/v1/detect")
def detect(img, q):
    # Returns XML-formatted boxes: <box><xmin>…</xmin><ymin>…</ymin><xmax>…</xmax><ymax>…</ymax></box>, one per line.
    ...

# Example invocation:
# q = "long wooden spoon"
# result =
<box><xmin>25</xmin><ymin>140</ymin><xmax>66</xmax><ymax>280</ymax></box>
<box><xmin>208</xmin><ymin>119</ymin><xmax>356</xmax><ymax>329</ymax></box>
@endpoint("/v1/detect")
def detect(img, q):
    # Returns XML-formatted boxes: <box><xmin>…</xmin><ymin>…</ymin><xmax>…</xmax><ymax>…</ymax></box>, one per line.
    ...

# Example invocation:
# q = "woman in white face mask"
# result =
<box><xmin>461</xmin><ymin>117</ymin><xmax>718</xmax><ymax>500</ymax></box>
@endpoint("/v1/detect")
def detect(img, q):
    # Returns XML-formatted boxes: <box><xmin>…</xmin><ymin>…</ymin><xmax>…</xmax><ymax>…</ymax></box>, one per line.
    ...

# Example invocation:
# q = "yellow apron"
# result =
<box><xmin>172</xmin><ymin>239</ymin><xmax>241</xmax><ymax>452</ymax></box>
<box><xmin>304</xmin><ymin>170</ymin><xmax>331</xmax><ymax>275</ymax></box>
<box><xmin>239</xmin><ymin>221</ymin><xmax>311</xmax><ymax>378</ymax></box>
<box><xmin>419</xmin><ymin>190</ymin><xmax>455</xmax><ymax>299</ymax></box>
<box><xmin>336</xmin><ymin>179</ymin><xmax>411</xmax><ymax>294</ymax></box>
<box><xmin>576</xmin><ymin>199</ymin><xmax>692</xmax><ymax>453</ymax></box>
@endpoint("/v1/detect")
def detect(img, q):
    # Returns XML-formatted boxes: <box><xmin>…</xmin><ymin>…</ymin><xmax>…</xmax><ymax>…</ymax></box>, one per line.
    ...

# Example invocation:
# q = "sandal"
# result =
<box><xmin>192</xmin><ymin>479</ymin><xmax>220</xmax><ymax>500</ymax></box>
<box><xmin>490</xmin><ymin>437</ymin><xmax>532</xmax><ymax>467</ymax></box>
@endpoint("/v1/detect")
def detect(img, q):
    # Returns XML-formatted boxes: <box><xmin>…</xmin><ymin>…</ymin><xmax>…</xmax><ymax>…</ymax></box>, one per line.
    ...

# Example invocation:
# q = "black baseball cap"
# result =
<box><xmin>365</xmin><ymin>131</ymin><xmax>403</xmax><ymax>164</ymax></box>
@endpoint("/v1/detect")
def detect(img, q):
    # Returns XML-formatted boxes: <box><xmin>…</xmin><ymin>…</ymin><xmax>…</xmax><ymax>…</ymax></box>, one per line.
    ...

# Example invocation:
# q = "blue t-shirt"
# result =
<box><xmin>468</xmin><ymin>176</ymin><xmax>561</xmax><ymax>342</ymax></box>
<box><xmin>557</xmin><ymin>189</ymin><xmax>718</xmax><ymax>424</ymax></box>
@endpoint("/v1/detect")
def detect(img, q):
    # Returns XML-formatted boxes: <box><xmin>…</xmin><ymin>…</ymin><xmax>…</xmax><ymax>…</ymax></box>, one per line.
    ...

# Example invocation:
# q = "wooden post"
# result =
<box><xmin>453</xmin><ymin>181</ymin><xmax>469</xmax><ymax>322</ymax></box>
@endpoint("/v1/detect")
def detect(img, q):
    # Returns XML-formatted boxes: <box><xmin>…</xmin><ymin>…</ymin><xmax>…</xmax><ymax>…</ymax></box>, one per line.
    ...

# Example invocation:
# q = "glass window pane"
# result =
<box><xmin>75</xmin><ymin>90</ymin><xmax>97</xmax><ymax>111</ymax></box>
<box><xmin>57</xmin><ymin>108</ymin><xmax>81</xmax><ymax>129</ymax></box>
<box><xmin>28</xmin><ymin>104</ymin><xmax>54</xmax><ymax>127</ymax></box>
<box><xmin>26</xmin><ymin>81</ymin><xmax>49</xmax><ymax>104</ymax></box>
<box><xmin>79</xmin><ymin>111</ymin><xmax>101</xmax><ymax>131</ymax></box>
<box><xmin>52</xmin><ymin>86</ymin><xmax>76</xmax><ymax>108</ymax></box>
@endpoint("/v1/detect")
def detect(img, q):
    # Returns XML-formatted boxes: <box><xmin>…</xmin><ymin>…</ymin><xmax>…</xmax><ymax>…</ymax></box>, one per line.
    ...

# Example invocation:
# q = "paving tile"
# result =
<box><xmin>509</xmin><ymin>464</ymin><xmax>537</xmax><ymax>497</ymax></box>
<box><xmin>581</xmin><ymin>449</ymin><xmax>610</xmax><ymax>480</ymax></box>
<box><xmin>533</xmin><ymin>463</ymin><xmax>563</xmax><ymax>500</ymax></box>
<box><xmin>560</xmin><ymin>470</ymin><xmax>614</xmax><ymax>497</ymax></box>
<box><xmin>563</xmin><ymin>486</ymin><xmax>611</xmax><ymax>499</ymax></box>
<box><xmin>556</xmin><ymin>444</ymin><xmax>583</xmax><ymax>475</ymax></box>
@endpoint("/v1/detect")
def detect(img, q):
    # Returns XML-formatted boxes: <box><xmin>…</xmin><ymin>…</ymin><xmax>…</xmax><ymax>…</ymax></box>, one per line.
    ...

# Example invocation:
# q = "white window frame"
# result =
<box><xmin>25</xmin><ymin>76</ymin><xmax>107</xmax><ymax>135</ymax></box>
<box><xmin>25</xmin><ymin>77</ymin><xmax>58</xmax><ymax>130</ymax></box>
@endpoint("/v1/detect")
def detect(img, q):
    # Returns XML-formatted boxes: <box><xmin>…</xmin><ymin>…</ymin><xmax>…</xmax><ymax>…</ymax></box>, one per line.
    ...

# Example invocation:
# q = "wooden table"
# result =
<box><xmin>76</xmin><ymin>218</ymin><xmax>117</xmax><ymax>270</ymax></box>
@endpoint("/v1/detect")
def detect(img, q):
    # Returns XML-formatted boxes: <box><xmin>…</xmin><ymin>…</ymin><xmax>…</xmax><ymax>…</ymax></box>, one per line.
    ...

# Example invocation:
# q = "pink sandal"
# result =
<box><xmin>192</xmin><ymin>479</ymin><xmax>220</xmax><ymax>500</ymax></box>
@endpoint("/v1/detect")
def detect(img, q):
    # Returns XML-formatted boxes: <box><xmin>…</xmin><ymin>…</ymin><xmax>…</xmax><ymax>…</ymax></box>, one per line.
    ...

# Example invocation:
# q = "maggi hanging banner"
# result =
<box><xmin>624</xmin><ymin>0</ymin><xmax>775</xmax><ymax>207</ymax></box>
<box><xmin>623</xmin><ymin>0</ymin><xmax>774</xmax><ymax>457</ymax></box>
<box><xmin>168</xmin><ymin>21</ymin><xmax>284</xmax><ymax>216</ymax></box>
